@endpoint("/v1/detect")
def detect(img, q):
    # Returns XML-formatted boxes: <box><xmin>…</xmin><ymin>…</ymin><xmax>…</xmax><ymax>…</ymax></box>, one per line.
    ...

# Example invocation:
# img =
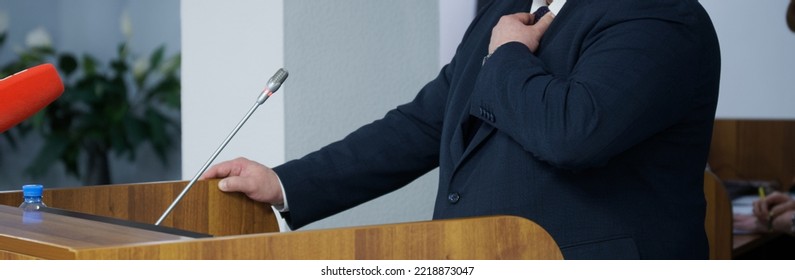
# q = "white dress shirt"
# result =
<box><xmin>532</xmin><ymin>0</ymin><xmax>566</xmax><ymax>15</ymax></box>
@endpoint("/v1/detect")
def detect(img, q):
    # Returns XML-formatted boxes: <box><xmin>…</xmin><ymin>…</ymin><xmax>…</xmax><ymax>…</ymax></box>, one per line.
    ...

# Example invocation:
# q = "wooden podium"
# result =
<box><xmin>0</xmin><ymin>180</ymin><xmax>562</xmax><ymax>260</ymax></box>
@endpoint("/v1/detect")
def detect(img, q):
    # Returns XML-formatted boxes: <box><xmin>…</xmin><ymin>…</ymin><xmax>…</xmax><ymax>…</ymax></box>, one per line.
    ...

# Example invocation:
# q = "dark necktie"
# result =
<box><xmin>532</xmin><ymin>6</ymin><xmax>550</xmax><ymax>24</ymax></box>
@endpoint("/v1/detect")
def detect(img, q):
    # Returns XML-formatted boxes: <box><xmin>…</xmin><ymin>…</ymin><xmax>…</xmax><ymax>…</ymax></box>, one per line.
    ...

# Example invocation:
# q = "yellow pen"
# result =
<box><xmin>758</xmin><ymin>186</ymin><xmax>772</xmax><ymax>231</ymax></box>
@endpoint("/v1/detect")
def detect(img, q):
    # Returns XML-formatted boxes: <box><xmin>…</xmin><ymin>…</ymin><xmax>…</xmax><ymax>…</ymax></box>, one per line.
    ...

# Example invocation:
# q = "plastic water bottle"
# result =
<box><xmin>19</xmin><ymin>184</ymin><xmax>47</xmax><ymax>211</ymax></box>
<box><xmin>19</xmin><ymin>184</ymin><xmax>47</xmax><ymax>223</ymax></box>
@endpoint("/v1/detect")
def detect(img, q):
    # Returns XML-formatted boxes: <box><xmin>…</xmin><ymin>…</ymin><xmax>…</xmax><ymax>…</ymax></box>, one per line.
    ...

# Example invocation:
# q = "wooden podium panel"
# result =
<box><xmin>74</xmin><ymin>215</ymin><xmax>561</xmax><ymax>260</ymax></box>
<box><xmin>0</xmin><ymin>180</ymin><xmax>278</xmax><ymax>236</ymax></box>
<box><xmin>0</xmin><ymin>181</ymin><xmax>562</xmax><ymax>260</ymax></box>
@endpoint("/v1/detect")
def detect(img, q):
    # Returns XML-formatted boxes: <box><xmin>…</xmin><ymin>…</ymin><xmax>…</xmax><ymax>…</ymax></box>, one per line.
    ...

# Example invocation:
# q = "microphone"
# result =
<box><xmin>155</xmin><ymin>68</ymin><xmax>289</xmax><ymax>226</ymax></box>
<box><xmin>0</xmin><ymin>64</ymin><xmax>64</xmax><ymax>133</ymax></box>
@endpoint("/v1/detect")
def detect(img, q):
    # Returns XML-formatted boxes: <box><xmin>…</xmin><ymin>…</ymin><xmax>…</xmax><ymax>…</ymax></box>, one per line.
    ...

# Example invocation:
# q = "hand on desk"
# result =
<box><xmin>200</xmin><ymin>157</ymin><xmax>284</xmax><ymax>206</ymax></box>
<box><xmin>752</xmin><ymin>191</ymin><xmax>795</xmax><ymax>233</ymax></box>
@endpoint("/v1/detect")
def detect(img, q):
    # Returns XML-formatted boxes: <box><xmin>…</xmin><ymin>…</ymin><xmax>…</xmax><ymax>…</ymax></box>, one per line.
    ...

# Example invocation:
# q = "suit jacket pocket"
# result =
<box><xmin>560</xmin><ymin>236</ymin><xmax>640</xmax><ymax>260</ymax></box>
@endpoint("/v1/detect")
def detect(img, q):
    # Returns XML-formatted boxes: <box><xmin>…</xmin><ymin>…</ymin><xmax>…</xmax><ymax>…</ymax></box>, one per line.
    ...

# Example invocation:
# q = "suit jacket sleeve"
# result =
<box><xmin>471</xmin><ymin>2</ymin><xmax>720</xmax><ymax>171</ymax></box>
<box><xmin>273</xmin><ymin>61</ymin><xmax>451</xmax><ymax>229</ymax></box>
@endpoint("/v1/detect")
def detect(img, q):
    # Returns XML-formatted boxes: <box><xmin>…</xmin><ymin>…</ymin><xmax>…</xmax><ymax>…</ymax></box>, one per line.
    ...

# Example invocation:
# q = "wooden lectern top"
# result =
<box><xmin>0</xmin><ymin>204</ymin><xmax>191</xmax><ymax>259</ymax></box>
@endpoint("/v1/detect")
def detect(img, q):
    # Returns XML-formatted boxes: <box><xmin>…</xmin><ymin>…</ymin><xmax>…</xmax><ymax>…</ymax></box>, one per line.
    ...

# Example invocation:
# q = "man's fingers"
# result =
<box><xmin>533</xmin><ymin>12</ymin><xmax>555</xmax><ymax>32</ymax></box>
<box><xmin>200</xmin><ymin>163</ymin><xmax>229</xmax><ymax>180</ymax></box>
<box><xmin>200</xmin><ymin>161</ymin><xmax>237</xmax><ymax>179</ymax></box>
<box><xmin>512</xmin><ymin>12</ymin><xmax>533</xmax><ymax>24</ymax></box>
<box><xmin>218</xmin><ymin>170</ymin><xmax>279</xmax><ymax>204</ymax></box>
<box><xmin>766</xmin><ymin>192</ymin><xmax>790</xmax><ymax>204</ymax></box>
<box><xmin>218</xmin><ymin>176</ymin><xmax>246</xmax><ymax>192</ymax></box>
<box><xmin>199</xmin><ymin>157</ymin><xmax>247</xmax><ymax>179</ymax></box>
<box><xmin>770</xmin><ymin>200</ymin><xmax>795</xmax><ymax>217</ymax></box>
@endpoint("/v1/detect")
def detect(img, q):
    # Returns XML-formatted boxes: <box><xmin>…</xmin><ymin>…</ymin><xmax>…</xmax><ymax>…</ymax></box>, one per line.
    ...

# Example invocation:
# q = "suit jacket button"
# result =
<box><xmin>448</xmin><ymin>192</ymin><xmax>460</xmax><ymax>204</ymax></box>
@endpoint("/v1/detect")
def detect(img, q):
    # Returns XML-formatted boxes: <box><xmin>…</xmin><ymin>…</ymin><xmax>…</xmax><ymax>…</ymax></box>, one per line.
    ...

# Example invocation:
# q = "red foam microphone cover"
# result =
<box><xmin>0</xmin><ymin>63</ymin><xmax>64</xmax><ymax>133</ymax></box>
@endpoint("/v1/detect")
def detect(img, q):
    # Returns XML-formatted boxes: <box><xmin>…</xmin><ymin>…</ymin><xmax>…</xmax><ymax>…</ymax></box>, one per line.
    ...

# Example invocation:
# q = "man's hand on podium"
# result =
<box><xmin>201</xmin><ymin>157</ymin><xmax>285</xmax><ymax>207</ymax></box>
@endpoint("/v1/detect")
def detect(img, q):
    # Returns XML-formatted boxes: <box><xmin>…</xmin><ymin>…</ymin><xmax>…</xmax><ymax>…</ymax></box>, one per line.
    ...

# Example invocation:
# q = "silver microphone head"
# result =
<box><xmin>266</xmin><ymin>68</ymin><xmax>289</xmax><ymax>93</ymax></box>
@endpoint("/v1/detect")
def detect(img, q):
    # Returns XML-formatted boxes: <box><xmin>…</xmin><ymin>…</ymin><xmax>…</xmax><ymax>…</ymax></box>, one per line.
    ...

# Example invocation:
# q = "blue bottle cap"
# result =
<box><xmin>22</xmin><ymin>184</ymin><xmax>43</xmax><ymax>197</ymax></box>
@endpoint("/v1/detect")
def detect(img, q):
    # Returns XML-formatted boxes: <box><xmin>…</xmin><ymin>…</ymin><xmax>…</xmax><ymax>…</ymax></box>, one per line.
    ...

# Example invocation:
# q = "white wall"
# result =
<box><xmin>701</xmin><ymin>0</ymin><xmax>795</xmax><ymax>119</ymax></box>
<box><xmin>181</xmin><ymin>0</ymin><xmax>285</xmax><ymax>180</ymax></box>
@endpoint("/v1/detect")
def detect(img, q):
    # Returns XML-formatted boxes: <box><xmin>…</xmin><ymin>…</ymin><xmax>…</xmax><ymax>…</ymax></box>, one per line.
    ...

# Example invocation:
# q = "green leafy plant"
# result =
<box><xmin>0</xmin><ymin>27</ymin><xmax>181</xmax><ymax>185</ymax></box>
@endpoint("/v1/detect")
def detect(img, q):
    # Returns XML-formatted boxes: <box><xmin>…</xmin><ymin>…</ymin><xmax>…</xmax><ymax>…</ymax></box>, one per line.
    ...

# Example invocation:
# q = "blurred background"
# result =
<box><xmin>0</xmin><ymin>0</ymin><xmax>181</xmax><ymax>189</ymax></box>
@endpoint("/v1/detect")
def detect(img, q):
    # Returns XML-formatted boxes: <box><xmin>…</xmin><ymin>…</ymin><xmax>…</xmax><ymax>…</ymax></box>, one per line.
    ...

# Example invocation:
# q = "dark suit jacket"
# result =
<box><xmin>275</xmin><ymin>0</ymin><xmax>720</xmax><ymax>259</ymax></box>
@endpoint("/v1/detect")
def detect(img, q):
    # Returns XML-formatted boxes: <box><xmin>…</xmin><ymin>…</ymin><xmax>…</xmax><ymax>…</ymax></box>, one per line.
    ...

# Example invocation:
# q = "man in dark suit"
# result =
<box><xmin>202</xmin><ymin>0</ymin><xmax>720</xmax><ymax>259</ymax></box>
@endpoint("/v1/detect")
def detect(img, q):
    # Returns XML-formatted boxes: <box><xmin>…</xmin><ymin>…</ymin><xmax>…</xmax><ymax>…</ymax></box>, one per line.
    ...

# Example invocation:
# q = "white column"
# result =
<box><xmin>181</xmin><ymin>0</ymin><xmax>286</xmax><ymax>179</ymax></box>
